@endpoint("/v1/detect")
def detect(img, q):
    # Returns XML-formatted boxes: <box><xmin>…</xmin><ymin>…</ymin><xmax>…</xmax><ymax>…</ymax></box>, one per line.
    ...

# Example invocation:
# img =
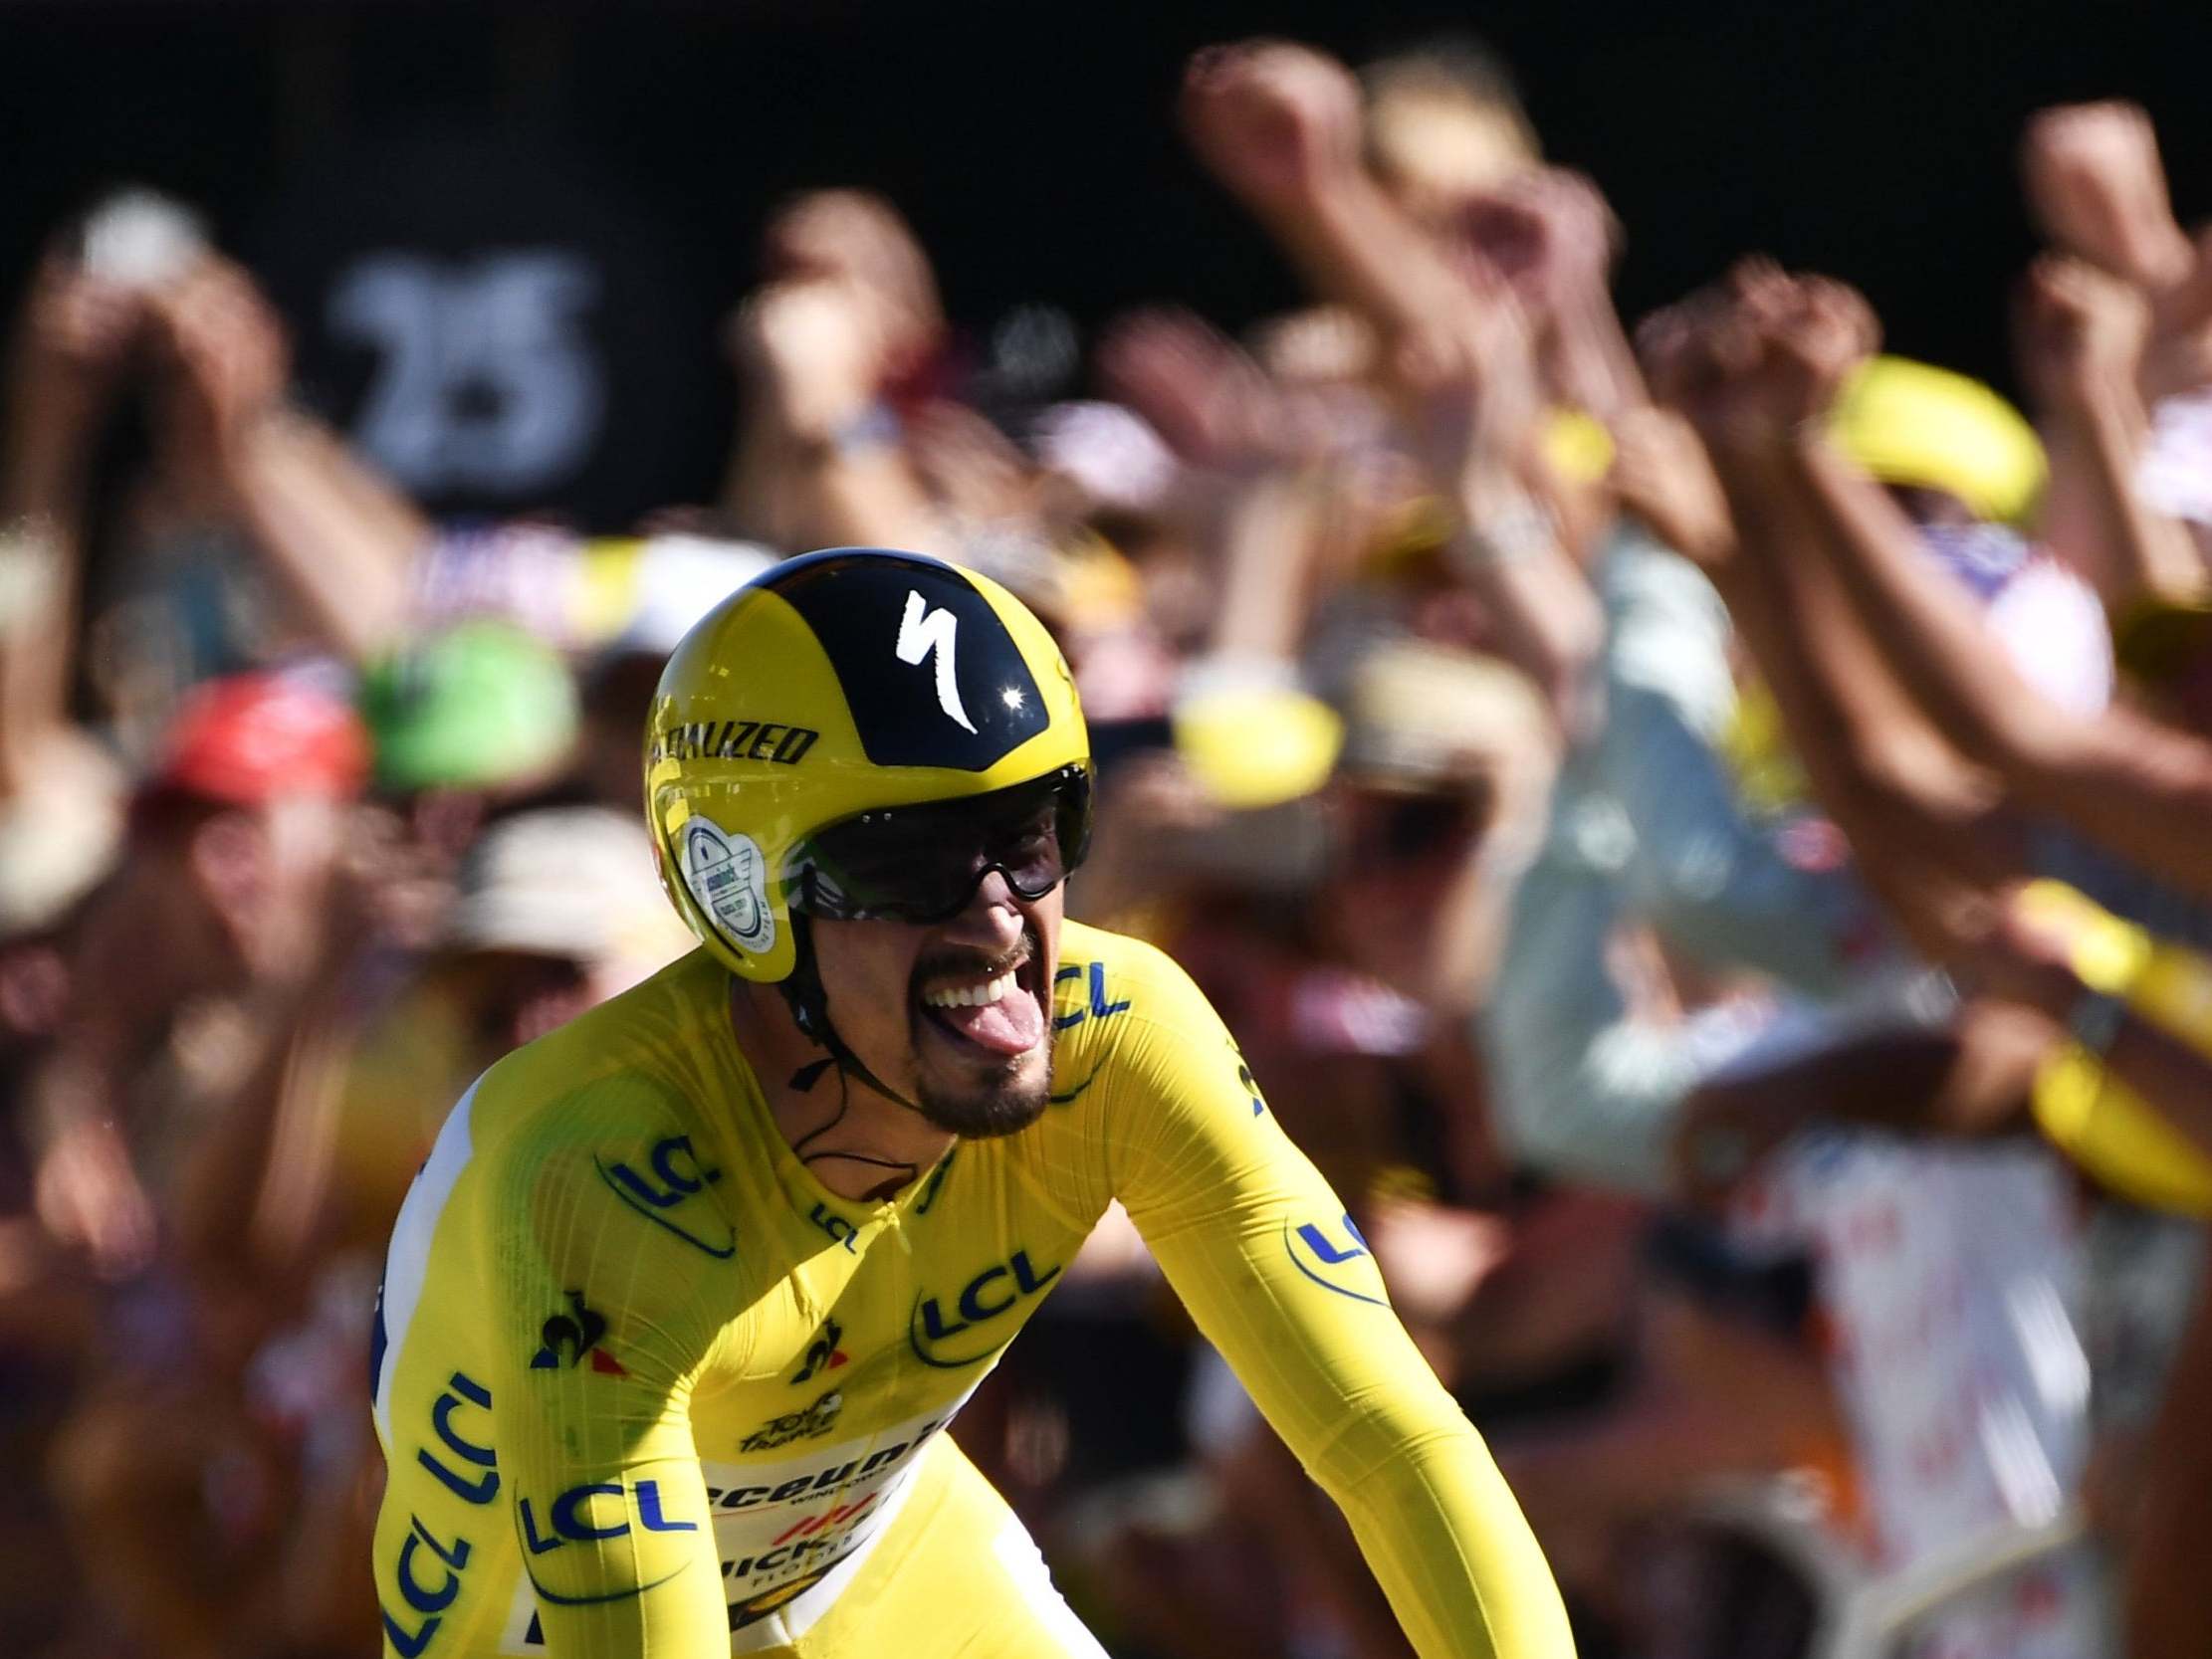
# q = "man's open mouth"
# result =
<box><xmin>912</xmin><ymin>938</ymin><xmax>1046</xmax><ymax>1059</ymax></box>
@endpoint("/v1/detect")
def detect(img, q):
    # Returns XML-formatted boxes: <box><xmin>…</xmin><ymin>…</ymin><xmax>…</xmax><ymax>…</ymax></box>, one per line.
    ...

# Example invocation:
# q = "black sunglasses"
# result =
<box><xmin>787</xmin><ymin>764</ymin><xmax>1094</xmax><ymax>926</ymax></box>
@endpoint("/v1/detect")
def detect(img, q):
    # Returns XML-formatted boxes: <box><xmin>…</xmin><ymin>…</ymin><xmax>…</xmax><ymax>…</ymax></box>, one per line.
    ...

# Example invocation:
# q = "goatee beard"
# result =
<box><xmin>913</xmin><ymin>1034</ymin><xmax>1054</xmax><ymax>1138</ymax></box>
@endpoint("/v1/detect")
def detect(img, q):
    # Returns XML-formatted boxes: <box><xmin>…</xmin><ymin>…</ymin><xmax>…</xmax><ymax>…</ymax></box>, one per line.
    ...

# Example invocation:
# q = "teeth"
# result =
<box><xmin>923</xmin><ymin>969</ymin><xmax>1018</xmax><ymax>1009</ymax></box>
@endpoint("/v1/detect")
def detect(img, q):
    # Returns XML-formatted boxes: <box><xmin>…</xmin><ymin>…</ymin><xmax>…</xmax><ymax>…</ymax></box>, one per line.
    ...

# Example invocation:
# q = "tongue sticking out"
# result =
<box><xmin>929</xmin><ymin>987</ymin><xmax>1044</xmax><ymax>1056</ymax></box>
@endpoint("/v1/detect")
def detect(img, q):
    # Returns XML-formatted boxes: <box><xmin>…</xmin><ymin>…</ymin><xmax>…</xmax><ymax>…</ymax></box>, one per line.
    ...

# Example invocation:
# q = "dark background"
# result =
<box><xmin>6</xmin><ymin>0</ymin><xmax>2208</xmax><ymax>526</ymax></box>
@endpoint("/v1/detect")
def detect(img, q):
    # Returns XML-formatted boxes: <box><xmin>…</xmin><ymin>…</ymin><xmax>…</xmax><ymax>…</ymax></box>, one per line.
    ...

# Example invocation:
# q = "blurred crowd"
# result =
<box><xmin>7</xmin><ymin>30</ymin><xmax>2212</xmax><ymax>1659</ymax></box>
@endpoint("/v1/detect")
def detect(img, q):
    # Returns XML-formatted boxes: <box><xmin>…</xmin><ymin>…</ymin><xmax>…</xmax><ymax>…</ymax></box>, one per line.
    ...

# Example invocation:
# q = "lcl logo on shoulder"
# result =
<box><xmin>1283</xmin><ymin>1212</ymin><xmax>1390</xmax><ymax>1308</ymax></box>
<box><xmin>595</xmin><ymin>1135</ymin><xmax>737</xmax><ymax>1260</ymax></box>
<box><xmin>907</xmin><ymin>1250</ymin><xmax>1060</xmax><ymax>1368</ymax></box>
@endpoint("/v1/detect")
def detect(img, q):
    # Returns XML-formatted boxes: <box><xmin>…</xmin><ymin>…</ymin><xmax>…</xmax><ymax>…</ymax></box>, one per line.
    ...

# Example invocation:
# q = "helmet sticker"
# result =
<box><xmin>681</xmin><ymin>819</ymin><xmax>775</xmax><ymax>954</ymax></box>
<box><xmin>769</xmin><ymin>554</ymin><xmax>1047</xmax><ymax>771</ymax></box>
<box><xmin>893</xmin><ymin>590</ymin><xmax>978</xmax><ymax>734</ymax></box>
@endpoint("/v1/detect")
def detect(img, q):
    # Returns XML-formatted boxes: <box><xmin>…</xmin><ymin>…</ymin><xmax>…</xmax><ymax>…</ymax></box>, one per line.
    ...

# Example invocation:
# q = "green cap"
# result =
<box><xmin>359</xmin><ymin>622</ymin><xmax>578</xmax><ymax>792</ymax></box>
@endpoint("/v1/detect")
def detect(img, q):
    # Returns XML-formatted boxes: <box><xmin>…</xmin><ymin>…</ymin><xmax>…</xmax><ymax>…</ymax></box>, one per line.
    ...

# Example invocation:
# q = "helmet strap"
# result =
<box><xmin>777</xmin><ymin>915</ymin><xmax>934</xmax><ymax>1128</ymax></box>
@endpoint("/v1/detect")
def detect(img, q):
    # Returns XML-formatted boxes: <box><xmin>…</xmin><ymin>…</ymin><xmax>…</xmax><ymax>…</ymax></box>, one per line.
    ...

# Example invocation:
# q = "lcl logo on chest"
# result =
<box><xmin>908</xmin><ymin>1250</ymin><xmax>1061</xmax><ymax>1367</ymax></box>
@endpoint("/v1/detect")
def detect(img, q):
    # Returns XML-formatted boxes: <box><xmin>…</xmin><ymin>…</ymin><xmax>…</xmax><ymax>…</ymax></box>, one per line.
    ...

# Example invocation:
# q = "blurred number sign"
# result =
<box><xmin>331</xmin><ymin>250</ymin><xmax>605</xmax><ymax>497</ymax></box>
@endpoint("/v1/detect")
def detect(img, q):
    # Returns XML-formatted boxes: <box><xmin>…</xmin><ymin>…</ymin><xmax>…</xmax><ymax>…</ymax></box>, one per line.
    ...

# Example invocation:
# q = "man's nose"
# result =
<box><xmin>940</xmin><ymin>869</ymin><xmax>1025</xmax><ymax>951</ymax></box>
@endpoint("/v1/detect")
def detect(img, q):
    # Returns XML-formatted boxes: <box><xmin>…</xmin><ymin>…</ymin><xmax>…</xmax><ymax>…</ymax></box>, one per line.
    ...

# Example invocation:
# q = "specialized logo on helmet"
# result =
<box><xmin>894</xmin><ymin>589</ymin><xmax>977</xmax><ymax>733</ymax></box>
<box><xmin>681</xmin><ymin>818</ymin><xmax>774</xmax><ymax>953</ymax></box>
<box><xmin>770</xmin><ymin>554</ymin><xmax>1047</xmax><ymax>772</ymax></box>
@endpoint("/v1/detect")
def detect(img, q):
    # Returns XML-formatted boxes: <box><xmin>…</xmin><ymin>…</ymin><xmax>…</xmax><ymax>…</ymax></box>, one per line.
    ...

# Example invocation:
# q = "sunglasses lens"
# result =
<box><xmin>791</xmin><ymin>766</ymin><xmax>1093</xmax><ymax>924</ymax></box>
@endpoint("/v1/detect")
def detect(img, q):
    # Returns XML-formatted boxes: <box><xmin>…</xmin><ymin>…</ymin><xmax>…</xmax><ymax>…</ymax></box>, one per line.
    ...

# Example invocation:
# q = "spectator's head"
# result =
<box><xmin>357</xmin><ymin>620</ymin><xmax>579</xmax><ymax>842</ymax></box>
<box><xmin>1360</xmin><ymin>36</ymin><xmax>1540</xmax><ymax>229</ymax></box>
<box><xmin>577</xmin><ymin>535</ymin><xmax>774</xmax><ymax>814</ymax></box>
<box><xmin>423</xmin><ymin>805</ymin><xmax>692</xmax><ymax>1056</ymax></box>
<box><xmin>126</xmin><ymin>671</ymin><xmax>368</xmax><ymax>992</ymax></box>
<box><xmin>1314</xmin><ymin>644</ymin><xmax>1545</xmax><ymax>998</ymax></box>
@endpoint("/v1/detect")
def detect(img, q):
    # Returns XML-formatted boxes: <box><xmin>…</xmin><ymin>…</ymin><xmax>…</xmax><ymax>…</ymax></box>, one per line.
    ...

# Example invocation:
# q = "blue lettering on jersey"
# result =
<box><xmin>1051</xmin><ymin>963</ymin><xmax>1084</xmax><ymax>1029</ymax></box>
<box><xmin>395</xmin><ymin>1518</ymin><xmax>471</xmax><ymax>1613</ymax></box>
<box><xmin>1051</xmin><ymin>961</ymin><xmax>1131</xmax><ymax>1031</ymax></box>
<box><xmin>909</xmin><ymin>1250</ymin><xmax>1062</xmax><ymax>1367</ymax></box>
<box><xmin>807</xmin><ymin>1201</ymin><xmax>859</xmax><ymax>1254</ymax></box>
<box><xmin>595</xmin><ymin>1136</ymin><xmax>738</xmax><ymax>1260</ymax></box>
<box><xmin>1283</xmin><ymin>1214</ymin><xmax>1390</xmax><ymax>1307</ymax></box>
<box><xmin>554</xmin><ymin>1482</ymin><xmax>627</xmax><ymax>1543</ymax></box>
<box><xmin>604</xmin><ymin>1135</ymin><xmax>722</xmax><ymax>1206</ymax></box>
<box><xmin>382</xmin><ymin>1514</ymin><xmax>474</xmax><ymax>1656</ymax></box>
<box><xmin>382</xmin><ymin>1605</ymin><xmax>442</xmax><ymax>1658</ymax></box>
<box><xmin>521</xmin><ymin>1477</ymin><xmax>701</xmax><ymax>1556</ymax></box>
<box><xmin>417</xmin><ymin>1371</ymin><xmax>499</xmax><ymax>1505</ymax></box>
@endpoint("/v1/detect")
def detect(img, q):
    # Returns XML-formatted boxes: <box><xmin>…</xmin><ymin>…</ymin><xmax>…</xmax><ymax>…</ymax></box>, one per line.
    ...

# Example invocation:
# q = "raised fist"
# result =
<box><xmin>727</xmin><ymin>277</ymin><xmax>893</xmax><ymax>438</ymax></box>
<box><xmin>1453</xmin><ymin>167</ymin><xmax>1621</xmax><ymax>316</ymax></box>
<box><xmin>1181</xmin><ymin>40</ymin><xmax>1366</xmax><ymax>215</ymax></box>
<box><xmin>1098</xmin><ymin>306</ymin><xmax>1289</xmax><ymax>465</ymax></box>
<box><xmin>762</xmin><ymin>189</ymin><xmax>943</xmax><ymax>379</ymax></box>
<box><xmin>1638</xmin><ymin>261</ymin><xmax>1879</xmax><ymax>448</ymax></box>
<box><xmin>7</xmin><ymin>252</ymin><xmax>142</xmax><ymax>423</ymax></box>
<box><xmin>2022</xmin><ymin>102</ymin><xmax>2193</xmax><ymax>291</ymax></box>
<box><xmin>147</xmin><ymin>257</ymin><xmax>291</xmax><ymax>463</ymax></box>
<box><xmin>2014</xmin><ymin>253</ymin><xmax>2151</xmax><ymax>418</ymax></box>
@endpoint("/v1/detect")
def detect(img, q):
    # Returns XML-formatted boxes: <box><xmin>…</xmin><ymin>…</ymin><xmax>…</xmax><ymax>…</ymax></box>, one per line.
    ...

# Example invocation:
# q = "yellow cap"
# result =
<box><xmin>1172</xmin><ymin>680</ymin><xmax>1344</xmax><ymax>810</ymax></box>
<box><xmin>1831</xmin><ymin>356</ymin><xmax>2047</xmax><ymax>526</ymax></box>
<box><xmin>1542</xmin><ymin>407</ymin><xmax>1615</xmax><ymax>487</ymax></box>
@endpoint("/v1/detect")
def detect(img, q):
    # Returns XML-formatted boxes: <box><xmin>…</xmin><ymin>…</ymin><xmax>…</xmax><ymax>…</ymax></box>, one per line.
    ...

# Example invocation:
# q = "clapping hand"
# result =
<box><xmin>1181</xmin><ymin>40</ymin><xmax>1366</xmax><ymax>219</ymax></box>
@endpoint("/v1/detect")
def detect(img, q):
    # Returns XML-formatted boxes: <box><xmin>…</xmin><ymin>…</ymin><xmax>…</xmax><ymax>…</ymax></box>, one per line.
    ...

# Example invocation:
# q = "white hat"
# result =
<box><xmin>610</xmin><ymin>534</ymin><xmax>777</xmax><ymax>661</ymax></box>
<box><xmin>444</xmin><ymin>807</ymin><xmax>691</xmax><ymax>972</ymax></box>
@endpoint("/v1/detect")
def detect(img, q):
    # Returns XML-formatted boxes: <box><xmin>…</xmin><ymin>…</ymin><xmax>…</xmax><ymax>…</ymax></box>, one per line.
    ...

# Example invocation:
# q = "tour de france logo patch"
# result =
<box><xmin>681</xmin><ymin>817</ymin><xmax>775</xmax><ymax>955</ymax></box>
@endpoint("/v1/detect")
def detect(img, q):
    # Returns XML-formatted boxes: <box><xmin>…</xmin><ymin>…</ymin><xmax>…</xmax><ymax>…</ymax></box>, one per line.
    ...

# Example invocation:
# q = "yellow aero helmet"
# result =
<box><xmin>646</xmin><ymin>548</ymin><xmax>1090</xmax><ymax>983</ymax></box>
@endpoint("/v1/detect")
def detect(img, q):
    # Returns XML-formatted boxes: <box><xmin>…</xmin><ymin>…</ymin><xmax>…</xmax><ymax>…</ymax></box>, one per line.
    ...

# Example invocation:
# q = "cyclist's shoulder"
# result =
<box><xmin>1051</xmin><ymin>921</ymin><xmax>1232</xmax><ymax>1079</ymax></box>
<box><xmin>467</xmin><ymin>947</ymin><xmax>731</xmax><ymax>1168</ymax></box>
<box><xmin>1054</xmin><ymin>921</ymin><xmax>1203</xmax><ymax>1022</ymax></box>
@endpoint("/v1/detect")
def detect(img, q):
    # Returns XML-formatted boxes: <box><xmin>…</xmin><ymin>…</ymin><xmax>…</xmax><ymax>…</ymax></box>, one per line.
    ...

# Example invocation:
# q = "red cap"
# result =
<box><xmin>146</xmin><ymin>673</ymin><xmax>370</xmax><ymax>805</ymax></box>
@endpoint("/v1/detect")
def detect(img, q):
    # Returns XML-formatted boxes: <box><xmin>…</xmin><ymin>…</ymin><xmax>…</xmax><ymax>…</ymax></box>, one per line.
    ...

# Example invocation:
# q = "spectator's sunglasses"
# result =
<box><xmin>1348</xmin><ymin>789</ymin><xmax>1488</xmax><ymax>865</ymax></box>
<box><xmin>789</xmin><ymin>764</ymin><xmax>1094</xmax><ymax>926</ymax></box>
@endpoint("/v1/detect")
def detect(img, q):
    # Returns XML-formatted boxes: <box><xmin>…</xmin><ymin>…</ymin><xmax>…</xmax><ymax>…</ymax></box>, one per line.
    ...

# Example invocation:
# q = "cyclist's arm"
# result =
<box><xmin>1097</xmin><ymin>939</ymin><xmax>1574</xmax><ymax>1659</ymax></box>
<box><xmin>481</xmin><ymin>1095</ymin><xmax>735</xmax><ymax>1656</ymax></box>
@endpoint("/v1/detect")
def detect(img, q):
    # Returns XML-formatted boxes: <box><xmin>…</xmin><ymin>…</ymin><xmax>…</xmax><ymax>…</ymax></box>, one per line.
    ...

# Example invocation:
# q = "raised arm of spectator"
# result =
<box><xmin>1730</xmin><ymin>282</ymin><xmax>2212</xmax><ymax>898</ymax></box>
<box><xmin>1961</xmin><ymin>882</ymin><xmax>2212</xmax><ymax>1160</ymax></box>
<box><xmin>1414</xmin><ymin>283</ymin><xmax>1604</xmax><ymax>736</ymax></box>
<box><xmin>1637</xmin><ymin>274</ymin><xmax>2014</xmax><ymax>957</ymax></box>
<box><xmin>1506</xmin><ymin>168</ymin><xmax>1650</xmax><ymax>423</ymax></box>
<box><xmin>1185</xmin><ymin>40</ymin><xmax>1602</xmax><ymax>733</ymax></box>
<box><xmin>2013</xmin><ymin>247</ymin><xmax>2202</xmax><ymax>603</ymax></box>
<box><xmin>721</xmin><ymin>275</ymin><xmax>942</xmax><ymax>553</ymax></box>
<box><xmin>1714</xmin><ymin>464</ymin><xmax>2006</xmax><ymax>959</ymax></box>
<box><xmin>0</xmin><ymin>254</ymin><xmax>137</xmax><ymax>796</ymax></box>
<box><xmin>151</xmin><ymin>261</ymin><xmax>424</xmax><ymax>663</ymax></box>
<box><xmin>1183</xmin><ymin>42</ymin><xmax>1479</xmax><ymax>388</ymax></box>
<box><xmin>2020</xmin><ymin>102</ymin><xmax>2212</xmax><ymax>598</ymax></box>
<box><xmin>168</xmin><ymin>947</ymin><xmax>354</xmax><ymax>1280</ymax></box>
<box><xmin>720</xmin><ymin>192</ymin><xmax>946</xmax><ymax>554</ymax></box>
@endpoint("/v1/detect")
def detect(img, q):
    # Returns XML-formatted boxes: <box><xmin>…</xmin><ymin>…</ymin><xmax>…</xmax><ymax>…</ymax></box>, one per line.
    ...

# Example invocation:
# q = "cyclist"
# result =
<box><xmin>369</xmin><ymin>547</ymin><xmax>1571</xmax><ymax>1658</ymax></box>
